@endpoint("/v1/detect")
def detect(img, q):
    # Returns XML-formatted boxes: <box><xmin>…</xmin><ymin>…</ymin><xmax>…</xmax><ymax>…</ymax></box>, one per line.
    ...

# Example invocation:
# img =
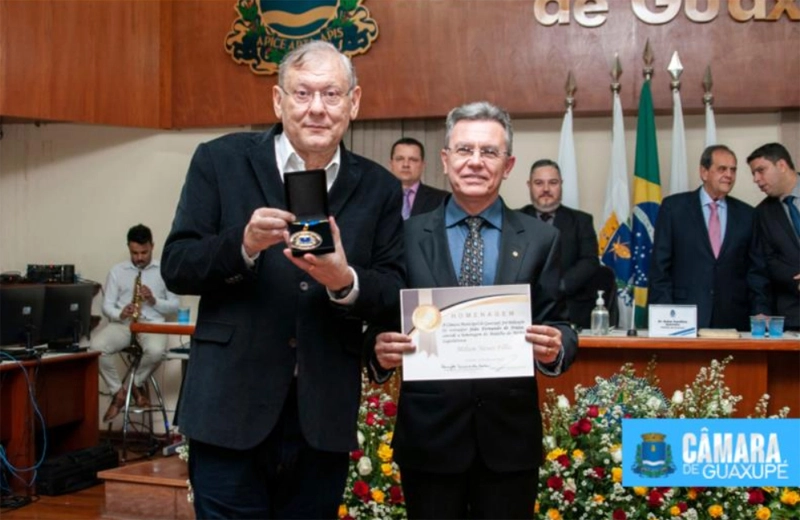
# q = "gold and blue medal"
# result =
<box><xmin>289</xmin><ymin>220</ymin><xmax>324</xmax><ymax>251</ymax></box>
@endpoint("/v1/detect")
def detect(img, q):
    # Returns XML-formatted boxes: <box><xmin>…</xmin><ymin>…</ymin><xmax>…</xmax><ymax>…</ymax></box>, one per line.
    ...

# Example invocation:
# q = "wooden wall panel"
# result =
<box><xmin>1</xmin><ymin>0</ymin><xmax>166</xmax><ymax>127</ymax></box>
<box><xmin>2</xmin><ymin>0</ymin><xmax>798</xmax><ymax>128</ymax></box>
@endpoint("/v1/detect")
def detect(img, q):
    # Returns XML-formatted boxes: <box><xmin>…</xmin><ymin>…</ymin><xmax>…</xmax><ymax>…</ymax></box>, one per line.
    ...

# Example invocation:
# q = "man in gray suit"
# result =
<box><xmin>373</xmin><ymin>102</ymin><xmax>577</xmax><ymax>519</ymax></box>
<box><xmin>748</xmin><ymin>142</ymin><xmax>800</xmax><ymax>330</ymax></box>
<box><xmin>161</xmin><ymin>41</ymin><xmax>405</xmax><ymax>519</ymax></box>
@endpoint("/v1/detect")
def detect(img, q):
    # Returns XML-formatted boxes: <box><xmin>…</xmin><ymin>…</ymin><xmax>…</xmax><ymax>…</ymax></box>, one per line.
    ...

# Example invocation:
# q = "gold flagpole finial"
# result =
<box><xmin>565</xmin><ymin>71</ymin><xmax>576</xmax><ymax>109</ymax></box>
<box><xmin>703</xmin><ymin>65</ymin><xmax>714</xmax><ymax>106</ymax></box>
<box><xmin>610</xmin><ymin>53</ymin><xmax>622</xmax><ymax>94</ymax></box>
<box><xmin>643</xmin><ymin>39</ymin><xmax>654</xmax><ymax>81</ymax></box>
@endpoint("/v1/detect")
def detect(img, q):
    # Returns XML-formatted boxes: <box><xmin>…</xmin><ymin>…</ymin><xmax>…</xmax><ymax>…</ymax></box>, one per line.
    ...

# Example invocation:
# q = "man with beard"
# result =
<box><xmin>91</xmin><ymin>223</ymin><xmax>179</xmax><ymax>422</ymax></box>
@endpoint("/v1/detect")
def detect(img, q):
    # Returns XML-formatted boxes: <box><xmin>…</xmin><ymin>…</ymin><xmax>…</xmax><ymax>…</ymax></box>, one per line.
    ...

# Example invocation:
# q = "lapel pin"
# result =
<box><xmin>512</xmin><ymin>251</ymin><xmax>519</xmax><ymax>258</ymax></box>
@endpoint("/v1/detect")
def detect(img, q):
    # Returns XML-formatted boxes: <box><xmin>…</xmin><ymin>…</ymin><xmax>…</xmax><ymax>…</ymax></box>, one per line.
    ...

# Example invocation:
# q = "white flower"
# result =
<box><xmin>543</xmin><ymin>436</ymin><xmax>556</xmax><ymax>450</ymax></box>
<box><xmin>721</xmin><ymin>399</ymin><xmax>733</xmax><ymax>415</ymax></box>
<box><xmin>557</xmin><ymin>395</ymin><xmax>570</xmax><ymax>409</ymax></box>
<box><xmin>646</xmin><ymin>396</ymin><xmax>662</xmax><ymax>409</ymax></box>
<box><xmin>671</xmin><ymin>390</ymin><xmax>684</xmax><ymax>404</ymax></box>
<box><xmin>357</xmin><ymin>430</ymin><xmax>365</xmax><ymax>447</ymax></box>
<box><xmin>357</xmin><ymin>456</ymin><xmax>372</xmax><ymax>476</ymax></box>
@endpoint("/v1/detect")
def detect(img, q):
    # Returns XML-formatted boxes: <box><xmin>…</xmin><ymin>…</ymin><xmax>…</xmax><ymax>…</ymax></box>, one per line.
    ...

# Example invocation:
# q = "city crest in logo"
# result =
<box><xmin>225</xmin><ymin>0</ymin><xmax>379</xmax><ymax>75</ymax></box>
<box><xmin>633</xmin><ymin>432</ymin><xmax>676</xmax><ymax>478</ymax></box>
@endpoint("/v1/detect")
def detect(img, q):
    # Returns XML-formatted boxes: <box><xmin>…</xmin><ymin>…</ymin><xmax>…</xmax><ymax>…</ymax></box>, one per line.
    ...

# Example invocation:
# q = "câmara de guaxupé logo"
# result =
<box><xmin>632</xmin><ymin>432</ymin><xmax>677</xmax><ymax>478</ymax></box>
<box><xmin>225</xmin><ymin>0</ymin><xmax>379</xmax><ymax>75</ymax></box>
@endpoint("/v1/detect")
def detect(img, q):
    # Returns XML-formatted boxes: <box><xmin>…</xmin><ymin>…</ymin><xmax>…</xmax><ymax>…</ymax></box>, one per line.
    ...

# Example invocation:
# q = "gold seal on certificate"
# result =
<box><xmin>412</xmin><ymin>304</ymin><xmax>442</xmax><ymax>332</ymax></box>
<box><xmin>289</xmin><ymin>226</ymin><xmax>323</xmax><ymax>251</ymax></box>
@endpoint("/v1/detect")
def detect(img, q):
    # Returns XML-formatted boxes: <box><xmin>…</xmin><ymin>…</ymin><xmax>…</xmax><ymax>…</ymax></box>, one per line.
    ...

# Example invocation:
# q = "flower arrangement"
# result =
<box><xmin>339</xmin><ymin>375</ymin><xmax>406</xmax><ymax>520</ymax></box>
<box><xmin>535</xmin><ymin>356</ymin><xmax>798</xmax><ymax>520</ymax></box>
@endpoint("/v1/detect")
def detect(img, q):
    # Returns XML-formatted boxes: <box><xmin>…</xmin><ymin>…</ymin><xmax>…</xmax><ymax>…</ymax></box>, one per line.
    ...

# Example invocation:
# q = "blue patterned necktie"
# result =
<box><xmin>783</xmin><ymin>195</ymin><xmax>800</xmax><ymax>237</ymax></box>
<box><xmin>459</xmin><ymin>217</ymin><xmax>485</xmax><ymax>287</ymax></box>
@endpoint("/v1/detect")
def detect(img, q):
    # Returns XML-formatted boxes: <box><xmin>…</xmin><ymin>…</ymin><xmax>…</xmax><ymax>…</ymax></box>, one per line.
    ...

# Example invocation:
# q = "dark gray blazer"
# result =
<box><xmin>754</xmin><ymin>189</ymin><xmax>800</xmax><ymax>329</ymax></box>
<box><xmin>392</xmin><ymin>203</ymin><xmax>577</xmax><ymax>474</ymax></box>
<box><xmin>161</xmin><ymin>125</ymin><xmax>405</xmax><ymax>452</ymax></box>
<box><xmin>410</xmin><ymin>183</ymin><xmax>448</xmax><ymax>217</ymax></box>
<box><xmin>648</xmin><ymin>188</ymin><xmax>769</xmax><ymax>330</ymax></box>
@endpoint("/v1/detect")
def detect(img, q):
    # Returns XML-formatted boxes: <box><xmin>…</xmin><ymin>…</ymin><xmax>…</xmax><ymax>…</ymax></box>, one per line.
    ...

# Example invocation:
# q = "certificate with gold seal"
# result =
<box><xmin>400</xmin><ymin>284</ymin><xmax>533</xmax><ymax>381</ymax></box>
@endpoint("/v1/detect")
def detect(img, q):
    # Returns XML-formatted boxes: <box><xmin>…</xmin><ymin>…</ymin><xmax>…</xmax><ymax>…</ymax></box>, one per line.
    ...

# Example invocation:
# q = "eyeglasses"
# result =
<box><xmin>280</xmin><ymin>86</ymin><xmax>350</xmax><ymax>107</ymax></box>
<box><xmin>446</xmin><ymin>145</ymin><xmax>508</xmax><ymax>162</ymax></box>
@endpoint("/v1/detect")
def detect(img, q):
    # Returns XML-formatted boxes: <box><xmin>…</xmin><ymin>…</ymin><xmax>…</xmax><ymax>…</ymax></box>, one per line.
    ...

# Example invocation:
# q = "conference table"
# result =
<box><xmin>544</xmin><ymin>331</ymin><xmax>800</xmax><ymax>418</ymax></box>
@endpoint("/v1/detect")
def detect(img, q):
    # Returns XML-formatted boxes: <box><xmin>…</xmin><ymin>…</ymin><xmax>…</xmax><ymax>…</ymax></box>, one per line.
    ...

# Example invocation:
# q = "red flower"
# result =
<box><xmin>612</xmin><ymin>510</ymin><xmax>627</xmax><ymax>520</ymax></box>
<box><xmin>587</xmin><ymin>405</ymin><xmax>599</xmax><ymax>418</ymax></box>
<box><xmin>592</xmin><ymin>466</ymin><xmax>605</xmax><ymax>479</ymax></box>
<box><xmin>563</xmin><ymin>490</ymin><xmax>575</xmax><ymax>503</ymax></box>
<box><xmin>748</xmin><ymin>488</ymin><xmax>765</xmax><ymax>504</ymax></box>
<box><xmin>365</xmin><ymin>412</ymin><xmax>376</xmax><ymax>426</ymax></box>
<box><xmin>677</xmin><ymin>502</ymin><xmax>688</xmax><ymax>513</ymax></box>
<box><xmin>350</xmin><ymin>449</ymin><xmax>363</xmax><ymax>461</ymax></box>
<box><xmin>578</xmin><ymin>417</ymin><xmax>592</xmax><ymax>434</ymax></box>
<box><xmin>647</xmin><ymin>489</ymin><xmax>664</xmax><ymax>507</ymax></box>
<box><xmin>389</xmin><ymin>485</ymin><xmax>404</xmax><ymax>504</ymax></box>
<box><xmin>367</xmin><ymin>396</ymin><xmax>380</xmax><ymax>407</ymax></box>
<box><xmin>383</xmin><ymin>401</ymin><xmax>398</xmax><ymax>417</ymax></box>
<box><xmin>556</xmin><ymin>454</ymin><xmax>570</xmax><ymax>468</ymax></box>
<box><xmin>569</xmin><ymin>422</ymin><xmax>581</xmax><ymax>437</ymax></box>
<box><xmin>546</xmin><ymin>475</ymin><xmax>563</xmax><ymax>490</ymax></box>
<box><xmin>353</xmin><ymin>480</ymin><xmax>370</xmax><ymax>501</ymax></box>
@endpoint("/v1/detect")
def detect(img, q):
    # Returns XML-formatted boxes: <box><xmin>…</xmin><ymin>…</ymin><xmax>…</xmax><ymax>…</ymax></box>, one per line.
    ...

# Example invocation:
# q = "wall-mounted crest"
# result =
<box><xmin>225</xmin><ymin>0</ymin><xmax>379</xmax><ymax>75</ymax></box>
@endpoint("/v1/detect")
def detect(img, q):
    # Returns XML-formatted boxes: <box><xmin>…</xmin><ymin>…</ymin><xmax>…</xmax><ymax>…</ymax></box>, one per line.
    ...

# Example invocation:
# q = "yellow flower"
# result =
<box><xmin>338</xmin><ymin>504</ymin><xmax>348</xmax><ymax>518</ymax></box>
<box><xmin>762</xmin><ymin>486</ymin><xmax>778</xmax><ymax>494</ymax></box>
<box><xmin>756</xmin><ymin>506</ymin><xmax>771</xmax><ymax>520</ymax></box>
<box><xmin>546</xmin><ymin>509</ymin><xmax>561</xmax><ymax>520</ymax></box>
<box><xmin>687</xmin><ymin>488</ymin><xmax>698</xmax><ymax>500</ymax></box>
<box><xmin>669</xmin><ymin>505</ymin><xmax>681</xmax><ymax>516</ymax></box>
<box><xmin>534</xmin><ymin>501</ymin><xmax>540</xmax><ymax>514</ymax></box>
<box><xmin>371</xmin><ymin>489</ymin><xmax>385</xmax><ymax>504</ymax></box>
<box><xmin>611</xmin><ymin>467</ymin><xmax>622</xmax><ymax>483</ymax></box>
<box><xmin>634</xmin><ymin>487</ymin><xmax>648</xmax><ymax>496</ymax></box>
<box><xmin>780</xmin><ymin>488</ymin><xmax>800</xmax><ymax>506</ymax></box>
<box><xmin>593</xmin><ymin>494</ymin><xmax>604</xmax><ymax>503</ymax></box>
<box><xmin>380</xmin><ymin>463</ymin><xmax>393</xmax><ymax>476</ymax></box>
<box><xmin>546</xmin><ymin>448</ymin><xmax>567</xmax><ymax>461</ymax></box>
<box><xmin>377</xmin><ymin>443</ymin><xmax>393</xmax><ymax>462</ymax></box>
<box><xmin>708</xmin><ymin>504</ymin><xmax>723</xmax><ymax>518</ymax></box>
<box><xmin>572</xmin><ymin>449</ymin><xmax>585</xmax><ymax>461</ymax></box>
<box><xmin>383</xmin><ymin>431</ymin><xmax>393</xmax><ymax>443</ymax></box>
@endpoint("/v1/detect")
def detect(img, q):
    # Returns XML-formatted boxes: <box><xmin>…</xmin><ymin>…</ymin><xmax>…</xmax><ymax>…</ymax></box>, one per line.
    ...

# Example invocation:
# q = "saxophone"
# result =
<box><xmin>131</xmin><ymin>270</ymin><xmax>143</xmax><ymax>322</ymax></box>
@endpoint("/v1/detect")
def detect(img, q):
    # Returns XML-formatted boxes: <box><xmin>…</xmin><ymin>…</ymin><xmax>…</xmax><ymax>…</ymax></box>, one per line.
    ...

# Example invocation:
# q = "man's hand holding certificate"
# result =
<box><xmin>373</xmin><ymin>284</ymin><xmax>558</xmax><ymax>381</ymax></box>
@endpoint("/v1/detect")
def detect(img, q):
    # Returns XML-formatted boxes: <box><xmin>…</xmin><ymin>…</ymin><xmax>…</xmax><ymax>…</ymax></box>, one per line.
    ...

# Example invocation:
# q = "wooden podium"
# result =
<box><xmin>542</xmin><ymin>333</ymin><xmax>800</xmax><ymax>418</ymax></box>
<box><xmin>0</xmin><ymin>351</ymin><xmax>100</xmax><ymax>494</ymax></box>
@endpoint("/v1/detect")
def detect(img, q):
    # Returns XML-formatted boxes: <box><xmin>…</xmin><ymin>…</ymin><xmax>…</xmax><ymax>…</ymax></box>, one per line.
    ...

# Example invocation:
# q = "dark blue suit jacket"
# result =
<box><xmin>392</xmin><ymin>203</ymin><xmax>577</xmax><ymax>474</ymax></box>
<box><xmin>754</xmin><ymin>190</ymin><xmax>800</xmax><ymax>329</ymax></box>
<box><xmin>161</xmin><ymin>125</ymin><xmax>405</xmax><ymax>452</ymax></box>
<box><xmin>648</xmin><ymin>188</ymin><xmax>769</xmax><ymax>330</ymax></box>
<box><xmin>410</xmin><ymin>183</ymin><xmax>448</xmax><ymax>217</ymax></box>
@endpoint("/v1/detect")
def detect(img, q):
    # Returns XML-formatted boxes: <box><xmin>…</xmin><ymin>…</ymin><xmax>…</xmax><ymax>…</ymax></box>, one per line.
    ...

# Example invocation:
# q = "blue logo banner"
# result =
<box><xmin>622</xmin><ymin>419</ymin><xmax>800</xmax><ymax>487</ymax></box>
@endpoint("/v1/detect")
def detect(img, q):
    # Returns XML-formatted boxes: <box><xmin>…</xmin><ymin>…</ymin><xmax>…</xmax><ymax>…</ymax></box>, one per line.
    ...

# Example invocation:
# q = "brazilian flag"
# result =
<box><xmin>631</xmin><ymin>80</ymin><xmax>662</xmax><ymax>328</ymax></box>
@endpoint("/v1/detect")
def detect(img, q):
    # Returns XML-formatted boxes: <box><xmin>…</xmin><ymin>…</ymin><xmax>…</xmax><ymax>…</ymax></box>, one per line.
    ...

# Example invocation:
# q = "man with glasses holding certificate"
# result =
<box><xmin>373</xmin><ymin>102</ymin><xmax>578</xmax><ymax>519</ymax></box>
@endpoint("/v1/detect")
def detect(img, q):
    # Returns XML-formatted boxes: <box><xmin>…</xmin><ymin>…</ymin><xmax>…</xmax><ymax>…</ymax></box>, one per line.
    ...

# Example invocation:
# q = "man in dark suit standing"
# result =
<box><xmin>648</xmin><ymin>144</ymin><xmax>769</xmax><ymax>330</ymax></box>
<box><xmin>748</xmin><ymin>142</ymin><xmax>800</xmax><ymax>330</ymax></box>
<box><xmin>519</xmin><ymin>159</ymin><xmax>601</xmax><ymax>327</ymax></box>
<box><xmin>389</xmin><ymin>137</ymin><xmax>449</xmax><ymax>219</ymax></box>
<box><xmin>161</xmin><ymin>41</ymin><xmax>405</xmax><ymax>519</ymax></box>
<box><xmin>373</xmin><ymin>102</ymin><xmax>578</xmax><ymax>519</ymax></box>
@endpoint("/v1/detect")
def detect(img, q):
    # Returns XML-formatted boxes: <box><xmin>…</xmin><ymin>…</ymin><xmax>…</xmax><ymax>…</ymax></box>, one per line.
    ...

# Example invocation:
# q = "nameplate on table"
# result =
<box><xmin>648</xmin><ymin>304</ymin><xmax>697</xmax><ymax>338</ymax></box>
<box><xmin>400</xmin><ymin>284</ymin><xmax>532</xmax><ymax>381</ymax></box>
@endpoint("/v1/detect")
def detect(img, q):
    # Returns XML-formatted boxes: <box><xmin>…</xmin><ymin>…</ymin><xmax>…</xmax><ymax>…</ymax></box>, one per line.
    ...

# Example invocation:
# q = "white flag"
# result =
<box><xmin>669</xmin><ymin>88</ymin><xmax>688</xmax><ymax>195</ymax></box>
<box><xmin>599</xmin><ymin>91</ymin><xmax>632</xmax><ymax>330</ymax></box>
<box><xmin>558</xmin><ymin>106</ymin><xmax>580</xmax><ymax>209</ymax></box>
<box><xmin>705</xmin><ymin>103</ymin><xmax>717</xmax><ymax>147</ymax></box>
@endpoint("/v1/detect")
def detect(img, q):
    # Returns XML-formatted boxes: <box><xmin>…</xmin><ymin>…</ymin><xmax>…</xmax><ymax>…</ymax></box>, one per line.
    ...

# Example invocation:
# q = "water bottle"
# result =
<box><xmin>590</xmin><ymin>290</ymin><xmax>610</xmax><ymax>335</ymax></box>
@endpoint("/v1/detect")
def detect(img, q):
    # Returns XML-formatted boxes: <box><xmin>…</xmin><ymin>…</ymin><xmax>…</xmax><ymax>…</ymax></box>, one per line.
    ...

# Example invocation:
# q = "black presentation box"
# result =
<box><xmin>37</xmin><ymin>444</ymin><xmax>119</xmax><ymax>496</ymax></box>
<box><xmin>284</xmin><ymin>169</ymin><xmax>334</xmax><ymax>257</ymax></box>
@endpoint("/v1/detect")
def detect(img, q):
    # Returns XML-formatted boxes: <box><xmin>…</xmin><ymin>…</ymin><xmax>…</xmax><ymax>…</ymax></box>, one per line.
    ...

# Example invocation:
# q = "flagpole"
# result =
<box><xmin>703</xmin><ymin>65</ymin><xmax>717</xmax><ymax>147</ymax></box>
<box><xmin>558</xmin><ymin>71</ymin><xmax>580</xmax><ymax>209</ymax></box>
<box><xmin>668</xmin><ymin>51</ymin><xmax>688</xmax><ymax>196</ymax></box>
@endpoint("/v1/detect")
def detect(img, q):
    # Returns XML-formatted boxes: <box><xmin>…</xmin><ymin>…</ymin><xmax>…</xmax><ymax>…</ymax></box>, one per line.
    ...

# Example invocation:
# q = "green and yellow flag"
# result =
<box><xmin>630</xmin><ymin>79</ymin><xmax>662</xmax><ymax>328</ymax></box>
